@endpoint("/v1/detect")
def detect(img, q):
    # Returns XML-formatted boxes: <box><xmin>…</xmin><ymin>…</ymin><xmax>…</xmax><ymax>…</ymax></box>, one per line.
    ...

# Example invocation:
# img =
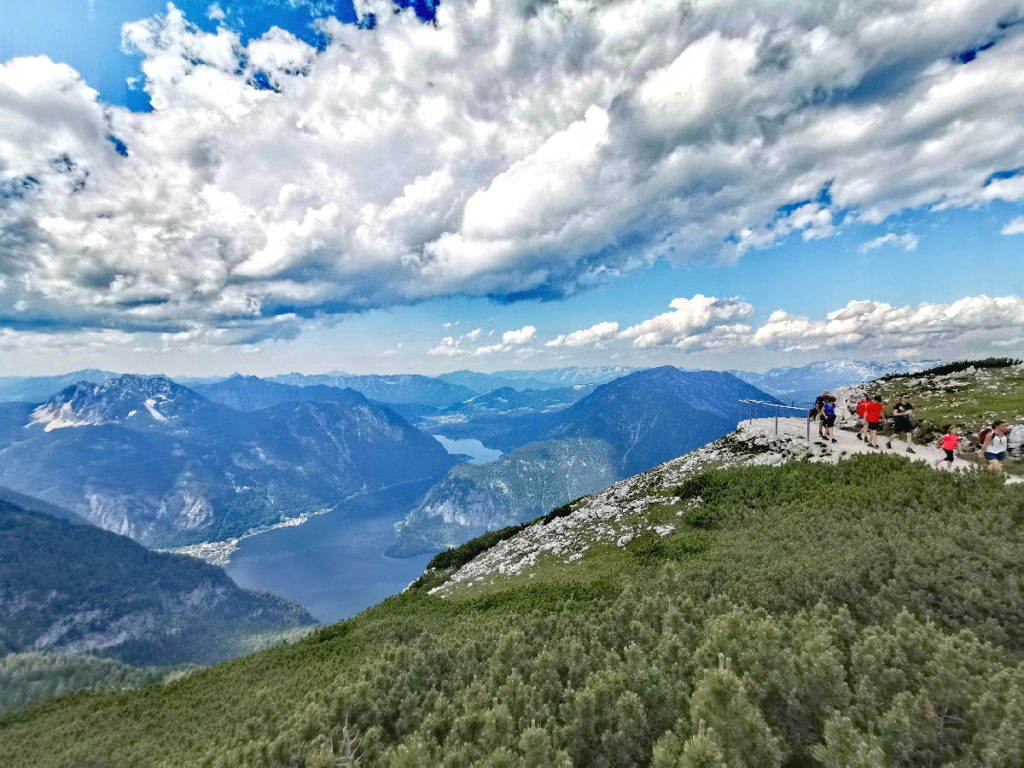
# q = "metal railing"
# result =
<box><xmin>738</xmin><ymin>399</ymin><xmax>813</xmax><ymax>440</ymax></box>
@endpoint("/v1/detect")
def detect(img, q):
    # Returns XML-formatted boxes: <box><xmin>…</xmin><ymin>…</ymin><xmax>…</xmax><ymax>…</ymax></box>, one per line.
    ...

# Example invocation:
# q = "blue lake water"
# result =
<box><xmin>432</xmin><ymin>434</ymin><xmax>503</xmax><ymax>464</ymax></box>
<box><xmin>225</xmin><ymin>480</ymin><xmax>435</xmax><ymax>624</ymax></box>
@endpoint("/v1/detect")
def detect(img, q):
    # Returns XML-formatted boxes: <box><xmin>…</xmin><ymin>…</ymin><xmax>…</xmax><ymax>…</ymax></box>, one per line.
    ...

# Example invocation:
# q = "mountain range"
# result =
<box><xmin>8</xmin><ymin>363</ymin><xmax>1020</xmax><ymax>767</ymax></box>
<box><xmin>390</xmin><ymin>367</ymin><xmax>774</xmax><ymax>554</ymax></box>
<box><xmin>268</xmin><ymin>371</ymin><xmax>475</xmax><ymax>407</ymax></box>
<box><xmin>731</xmin><ymin>358</ymin><xmax>940</xmax><ymax>403</ymax></box>
<box><xmin>0</xmin><ymin>496</ymin><xmax>314</xmax><ymax>666</ymax></box>
<box><xmin>438</xmin><ymin>366</ymin><xmax>639</xmax><ymax>392</ymax></box>
<box><xmin>0</xmin><ymin>375</ymin><xmax>456</xmax><ymax>548</ymax></box>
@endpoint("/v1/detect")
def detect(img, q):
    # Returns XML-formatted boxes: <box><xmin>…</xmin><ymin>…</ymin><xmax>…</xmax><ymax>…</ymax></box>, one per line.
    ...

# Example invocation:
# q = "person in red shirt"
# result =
<box><xmin>934</xmin><ymin>426</ymin><xmax>960</xmax><ymax>471</ymax></box>
<box><xmin>864</xmin><ymin>395</ymin><xmax>885</xmax><ymax>448</ymax></box>
<box><xmin>856</xmin><ymin>396</ymin><xmax>870</xmax><ymax>441</ymax></box>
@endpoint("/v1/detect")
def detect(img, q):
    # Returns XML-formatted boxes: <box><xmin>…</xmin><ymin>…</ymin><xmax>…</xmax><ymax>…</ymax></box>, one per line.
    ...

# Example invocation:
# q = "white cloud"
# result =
<box><xmin>860</xmin><ymin>233</ymin><xmax>919</xmax><ymax>252</ymax></box>
<box><xmin>1002</xmin><ymin>216</ymin><xmax>1024</xmax><ymax>235</ymax></box>
<box><xmin>3</xmin><ymin>1</ymin><xmax>1024</xmax><ymax>342</ymax></box>
<box><xmin>206</xmin><ymin>4</ymin><xmax>225</xmax><ymax>22</ymax></box>
<box><xmin>427</xmin><ymin>325</ymin><xmax>535</xmax><ymax>357</ymax></box>
<box><xmin>752</xmin><ymin>295</ymin><xmax>1024</xmax><ymax>352</ymax></box>
<box><xmin>501</xmin><ymin>325</ymin><xmax>536</xmax><ymax>346</ymax></box>
<box><xmin>546</xmin><ymin>321</ymin><xmax>620</xmax><ymax>348</ymax></box>
<box><xmin>620</xmin><ymin>295</ymin><xmax>754</xmax><ymax>349</ymax></box>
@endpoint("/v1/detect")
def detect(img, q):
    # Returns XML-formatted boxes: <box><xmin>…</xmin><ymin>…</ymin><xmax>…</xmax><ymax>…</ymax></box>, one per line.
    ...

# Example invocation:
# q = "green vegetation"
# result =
<box><xmin>857</xmin><ymin>362</ymin><xmax>1024</xmax><ymax>450</ymax></box>
<box><xmin>0</xmin><ymin>501</ymin><xmax>315</xmax><ymax>666</ymax></box>
<box><xmin>2</xmin><ymin>454</ymin><xmax>1022</xmax><ymax>766</ymax></box>
<box><xmin>0</xmin><ymin>653</ymin><xmax>173</xmax><ymax>714</ymax></box>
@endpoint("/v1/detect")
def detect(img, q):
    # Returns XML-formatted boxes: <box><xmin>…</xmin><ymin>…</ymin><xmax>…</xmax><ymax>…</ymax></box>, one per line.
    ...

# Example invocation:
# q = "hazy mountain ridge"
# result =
<box><xmin>0</xmin><ymin>369</ymin><xmax>119</xmax><ymax>404</ymax></box>
<box><xmin>440</xmin><ymin>366</ymin><xmax>641</xmax><ymax>392</ymax></box>
<box><xmin>392</xmin><ymin>367</ymin><xmax>775</xmax><ymax>554</ymax></box>
<box><xmin>731</xmin><ymin>358</ymin><xmax>941</xmax><ymax>402</ymax></box>
<box><xmin>388</xmin><ymin>437</ymin><xmax>618</xmax><ymax>556</ymax></box>
<box><xmin>268</xmin><ymin>371</ymin><xmax>475</xmax><ymax>407</ymax></box>
<box><xmin>0</xmin><ymin>499</ymin><xmax>315</xmax><ymax>667</ymax></box>
<box><xmin>0</xmin><ymin>375</ymin><xmax>456</xmax><ymax>548</ymax></box>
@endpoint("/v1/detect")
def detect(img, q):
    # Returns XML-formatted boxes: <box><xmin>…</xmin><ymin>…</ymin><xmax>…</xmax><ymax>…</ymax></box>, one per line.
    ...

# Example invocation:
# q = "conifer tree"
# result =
<box><xmin>810</xmin><ymin>714</ymin><xmax>886</xmax><ymax>767</ymax></box>
<box><xmin>688</xmin><ymin>656</ymin><xmax>783</xmax><ymax>768</ymax></box>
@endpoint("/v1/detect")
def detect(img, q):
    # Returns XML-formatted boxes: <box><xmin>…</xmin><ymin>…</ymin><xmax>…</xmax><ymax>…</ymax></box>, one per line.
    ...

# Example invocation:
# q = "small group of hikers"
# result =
<box><xmin>810</xmin><ymin>390</ymin><xmax>1014</xmax><ymax>473</ymax></box>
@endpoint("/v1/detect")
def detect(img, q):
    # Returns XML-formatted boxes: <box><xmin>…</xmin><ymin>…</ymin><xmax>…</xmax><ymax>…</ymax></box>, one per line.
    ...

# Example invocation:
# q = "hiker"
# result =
<box><xmin>981</xmin><ymin>421</ymin><xmax>1010</xmax><ymax>472</ymax></box>
<box><xmin>812</xmin><ymin>390</ymin><xmax>830</xmax><ymax>437</ymax></box>
<box><xmin>887</xmin><ymin>393</ymin><xmax>916</xmax><ymax>453</ymax></box>
<box><xmin>821</xmin><ymin>396</ymin><xmax>838</xmax><ymax>443</ymax></box>
<box><xmin>934</xmin><ymin>426</ymin><xmax>960</xmax><ymax>472</ymax></box>
<box><xmin>863</xmin><ymin>395</ymin><xmax>885</xmax><ymax>448</ymax></box>
<box><xmin>856</xmin><ymin>394</ymin><xmax>870</xmax><ymax>441</ymax></box>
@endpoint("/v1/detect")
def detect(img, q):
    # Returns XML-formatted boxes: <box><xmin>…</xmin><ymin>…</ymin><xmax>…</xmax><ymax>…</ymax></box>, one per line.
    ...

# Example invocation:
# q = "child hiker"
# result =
<box><xmin>934</xmin><ymin>427</ymin><xmax>960</xmax><ymax>472</ymax></box>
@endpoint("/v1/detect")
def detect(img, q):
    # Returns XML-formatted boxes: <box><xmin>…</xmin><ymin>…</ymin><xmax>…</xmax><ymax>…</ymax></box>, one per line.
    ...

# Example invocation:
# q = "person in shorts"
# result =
<box><xmin>856</xmin><ymin>395</ymin><xmax>870</xmax><ymax>441</ymax></box>
<box><xmin>812</xmin><ymin>390</ymin><xmax>830</xmax><ymax>437</ymax></box>
<box><xmin>982</xmin><ymin>421</ymin><xmax>1010</xmax><ymax>472</ymax></box>
<box><xmin>821</xmin><ymin>396</ymin><xmax>838</xmax><ymax>443</ymax></box>
<box><xmin>864</xmin><ymin>395</ymin><xmax>885</xmax><ymax>449</ymax></box>
<box><xmin>887</xmin><ymin>393</ymin><xmax>915</xmax><ymax>453</ymax></box>
<box><xmin>934</xmin><ymin>426</ymin><xmax>959</xmax><ymax>472</ymax></box>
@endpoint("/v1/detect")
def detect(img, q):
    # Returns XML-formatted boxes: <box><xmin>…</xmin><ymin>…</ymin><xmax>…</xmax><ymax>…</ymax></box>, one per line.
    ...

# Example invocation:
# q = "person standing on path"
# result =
<box><xmin>887</xmin><ymin>393</ymin><xmax>916</xmax><ymax>453</ymax></box>
<box><xmin>821</xmin><ymin>396</ymin><xmax>838</xmax><ymax>443</ymax></box>
<box><xmin>982</xmin><ymin>421</ymin><xmax>1010</xmax><ymax>472</ymax></box>
<box><xmin>856</xmin><ymin>394</ymin><xmax>870</xmax><ymax>441</ymax></box>
<box><xmin>934</xmin><ymin>427</ymin><xmax>960</xmax><ymax>472</ymax></box>
<box><xmin>812</xmin><ymin>390</ymin><xmax>830</xmax><ymax>437</ymax></box>
<box><xmin>864</xmin><ymin>395</ymin><xmax>885</xmax><ymax>449</ymax></box>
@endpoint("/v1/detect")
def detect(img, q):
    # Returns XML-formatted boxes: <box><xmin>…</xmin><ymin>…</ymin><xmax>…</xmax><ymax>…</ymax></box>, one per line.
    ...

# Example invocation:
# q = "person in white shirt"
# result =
<box><xmin>982</xmin><ymin>421</ymin><xmax>1010</xmax><ymax>472</ymax></box>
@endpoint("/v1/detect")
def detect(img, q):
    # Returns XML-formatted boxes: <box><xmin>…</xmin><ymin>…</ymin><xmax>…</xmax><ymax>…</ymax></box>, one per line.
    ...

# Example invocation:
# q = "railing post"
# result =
<box><xmin>775</xmin><ymin>405</ymin><xmax>779</xmax><ymax>435</ymax></box>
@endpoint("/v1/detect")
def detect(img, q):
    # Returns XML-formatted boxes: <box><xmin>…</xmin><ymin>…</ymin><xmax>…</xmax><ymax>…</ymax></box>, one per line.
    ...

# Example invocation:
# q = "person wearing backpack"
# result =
<box><xmin>887</xmin><ymin>393</ymin><xmax>916</xmax><ymax>453</ymax></box>
<box><xmin>821</xmin><ymin>396</ymin><xmax>838</xmax><ymax>443</ymax></box>
<box><xmin>982</xmin><ymin>421</ymin><xmax>1010</xmax><ymax>472</ymax></box>
<box><xmin>811</xmin><ymin>390</ymin><xmax>830</xmax><ymax>437</ymax></box>
<box><xmin>933</xmin><ymin>426</ymin><xmax>960</xmax><ymax>472</ymax></box>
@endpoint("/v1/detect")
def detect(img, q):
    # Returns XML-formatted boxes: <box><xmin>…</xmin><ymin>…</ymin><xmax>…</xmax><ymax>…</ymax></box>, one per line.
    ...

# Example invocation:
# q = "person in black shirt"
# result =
<box><xmin>887</xmin><ymin>393</ymin><xmax>915</xmax><ymax>453</ymax></box>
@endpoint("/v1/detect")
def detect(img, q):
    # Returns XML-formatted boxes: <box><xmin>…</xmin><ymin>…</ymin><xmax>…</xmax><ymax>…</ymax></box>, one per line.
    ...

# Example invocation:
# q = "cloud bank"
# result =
<box><xmin>543</xmin><ymin>293</ymin><xmax>1024</xmax><ymax>359</ymax></box>
<box><xmin>3</xmin><ymin>0</ymin><xmax>1024</xmax><ymax>341</ymax></box>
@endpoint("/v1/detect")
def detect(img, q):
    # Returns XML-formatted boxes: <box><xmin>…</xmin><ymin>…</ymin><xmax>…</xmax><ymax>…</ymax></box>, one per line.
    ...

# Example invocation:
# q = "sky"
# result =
<box><xmin>0</xmin><ymin>0</ymin><xmax>1022</xmax><ymax>377</ymax></box>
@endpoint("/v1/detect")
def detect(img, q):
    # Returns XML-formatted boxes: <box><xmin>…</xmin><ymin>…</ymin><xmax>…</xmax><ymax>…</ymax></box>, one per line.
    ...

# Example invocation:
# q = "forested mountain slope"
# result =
<box><xmin>0</xmin><ymin>375</ymin><xmax>455</xmax><ymax>547</ymax></box>
<box><xmin>4</xmin><ymin>405</ymin><xmax>1021</xmax><ymax>766</ymax></box>
<box><xmin>0</xmin><ymin>499</ymin><xmax>315</xmax><ymax>667</ymax></box>
<box><xmin>391</xmin><ymin>367</ymin><xmax>772</xmax><ymax>554</ymax></box>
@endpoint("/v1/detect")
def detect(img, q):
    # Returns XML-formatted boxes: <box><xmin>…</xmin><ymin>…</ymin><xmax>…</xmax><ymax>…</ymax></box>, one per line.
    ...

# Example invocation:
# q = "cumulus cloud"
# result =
<box><xmin>619</xmin><ymin>295</ymin><xmax>754</xmax><ymax>349</ymax></box>
<box><xmin>3</xmin><ymin>1</ymin><xmax>1024</xmax><ymax>342</ymax></box>
<box><xmin>1002</xmin><ymin>216</ymin><xmax>1024</xmax><ymax>235</ymax></box>
<box><xmin>860</xmin><ymin>233</ymin><xmax>919</xmax><ymax>252</ymax></box>
<box><xmin>546</xmin><ymin>321</ymin><xmax>620</xmax><ymax>348</ymax></box>
<box><xmin>752</xmin><ymin>295</ymin><xmax>1024</xmax><ymax>353</ymax></box>
<box><xmin>428</xmin><ymin>324</ymin><xmax>536</xmax><ymax>357</ymax></box>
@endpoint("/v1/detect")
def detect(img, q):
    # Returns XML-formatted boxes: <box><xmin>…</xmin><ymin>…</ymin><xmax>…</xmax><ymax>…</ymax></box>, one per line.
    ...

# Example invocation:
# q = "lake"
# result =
<box><xmin>225</xmin><ymin>479</ymin><xmax>436</xmax><ymax>624</ymax></box>
<box><xmin>225</xmin><ymin>436</ymin><xmax>503</xmax><ymax>624</ymax></box>
<box><xmin>431</xmin><ymin>434</ymin><xmax>503</xmax><ymax>464</ymax></box>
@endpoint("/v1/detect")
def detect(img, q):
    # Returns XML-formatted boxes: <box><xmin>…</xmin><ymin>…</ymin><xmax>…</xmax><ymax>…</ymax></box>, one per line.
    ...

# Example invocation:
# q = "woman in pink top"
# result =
<box><xmin>934</xmin><ymin>427</ymin><xmax>959</xmax><ymax>472</ymax></box>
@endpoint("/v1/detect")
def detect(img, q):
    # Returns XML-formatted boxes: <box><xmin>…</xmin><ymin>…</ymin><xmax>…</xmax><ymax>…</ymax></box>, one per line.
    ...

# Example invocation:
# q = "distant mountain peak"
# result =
<box><xmin>29</xmin><ymin>374</ymin><xmax>204</xmax><ymax>432</ymax></box>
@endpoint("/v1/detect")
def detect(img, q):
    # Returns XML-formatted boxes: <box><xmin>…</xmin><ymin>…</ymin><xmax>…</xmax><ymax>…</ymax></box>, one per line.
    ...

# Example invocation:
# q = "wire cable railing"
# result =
<box><xmin>738</xmin><ymin>399</ymin><xmax>813</xmax><ymax>440</ymax></box>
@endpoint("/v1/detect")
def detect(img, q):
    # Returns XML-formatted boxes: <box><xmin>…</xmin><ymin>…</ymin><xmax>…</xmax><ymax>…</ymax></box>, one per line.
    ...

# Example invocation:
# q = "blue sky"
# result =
<box><xmin>0</xmin><ymin>0</ymin><xmax>1022</xmax><ymax>376</ymax></box>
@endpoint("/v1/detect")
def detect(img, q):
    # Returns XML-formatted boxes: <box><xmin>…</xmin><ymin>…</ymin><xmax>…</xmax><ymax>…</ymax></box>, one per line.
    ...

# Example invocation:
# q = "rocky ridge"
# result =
<box><xmin>430</xmin><ymin>412</ymin><xmax>1020</xmax><ymax>597</ymax></box>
